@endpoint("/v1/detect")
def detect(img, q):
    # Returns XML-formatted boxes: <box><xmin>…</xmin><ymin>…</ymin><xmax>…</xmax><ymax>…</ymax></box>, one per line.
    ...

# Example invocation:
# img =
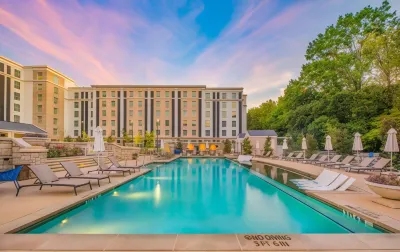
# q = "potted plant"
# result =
<box><xmin>365</xmin><ymin>173</ymin><xmax>400</xmax><ymax>200</ymax></box>
<box><xmin>175</xmin><ymin>141</ymin><xmax>182</xmax><ymax>155</ymax></box>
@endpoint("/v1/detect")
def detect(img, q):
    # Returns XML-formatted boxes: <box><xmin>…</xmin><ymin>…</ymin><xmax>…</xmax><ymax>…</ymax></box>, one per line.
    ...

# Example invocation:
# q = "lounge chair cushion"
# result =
<box><xmin>60</xmin><ymin>162</ymin><xmax>84</xmax><ymax>176</ymax></box>
<box><xmin>30</xmin><ymin>164</ymin><xmax>59</xmax><ymax>183</ymax></box>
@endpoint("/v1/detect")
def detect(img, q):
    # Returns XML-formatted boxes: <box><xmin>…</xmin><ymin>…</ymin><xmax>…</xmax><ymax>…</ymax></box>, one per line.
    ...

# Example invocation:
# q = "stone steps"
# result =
<box><xmin>45</xmin><ymin>156</ymin><xmax>113</xmax><ymax>172</ymax></box>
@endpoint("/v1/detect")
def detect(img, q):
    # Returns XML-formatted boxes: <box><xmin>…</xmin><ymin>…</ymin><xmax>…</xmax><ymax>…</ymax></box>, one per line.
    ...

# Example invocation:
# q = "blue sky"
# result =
<box><xmin>1</xmin><ymin>0</ymin><xmax>399</xmax><ymax>108</ymax></box>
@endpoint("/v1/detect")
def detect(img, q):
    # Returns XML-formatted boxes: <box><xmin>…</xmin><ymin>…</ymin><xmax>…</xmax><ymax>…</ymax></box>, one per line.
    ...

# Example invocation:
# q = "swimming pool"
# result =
<box><xmin>25</xmin><ymin>158</ymin><xmax>382</xmax><ymax>234</ymax></box>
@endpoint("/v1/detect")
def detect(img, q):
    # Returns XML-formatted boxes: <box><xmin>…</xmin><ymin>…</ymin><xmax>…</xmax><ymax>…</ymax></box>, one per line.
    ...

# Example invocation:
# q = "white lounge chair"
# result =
<box><xmin>299</xmin><ymin>174</ymin><xmax>349</xmax><ymax>191</ymax></box>
<box><xmin>336</xmin><ymin>177</ymin><xmax>356</xmax><ymax>191</ymax></box>
<box><xmin>238</xmin><ymin>155</ymin><xmax>252</xmax><ymax>163</ymax></box>
<box><xmin>291</xmin><ymin>169</ymin><xmax>340</xmax><ymax>187</ymax></box>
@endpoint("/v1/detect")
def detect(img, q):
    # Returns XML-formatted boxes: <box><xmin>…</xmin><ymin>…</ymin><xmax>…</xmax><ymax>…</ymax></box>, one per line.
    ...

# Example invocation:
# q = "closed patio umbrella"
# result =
<box><xmin>282</xmin><ymin>138</ymin><xmax>288</xmax><ymax>157</ymax></box>
<box><xmin>301</xmin><ymin>137</ymin><xmax>307</xmax><ymax>160</ymax></box>
<box><xmin>384</xmin><ymin>128</ymin><xmax>399</xmax><ymax>168</ymax></box>
<box><xmin>93</xmin><ymin>126</ymin><xmax>105</xmax><ymax>165</ymax></box>
<box><xmin>256</xmin><ymin>141</ymin><xmax>260</xmax><ymax>156</ymax></box>
<box><xmin>352</xmin><ymin>132</ymin><xmax>363</xmax><ymax>162</ymax></box>
<box><xmin>325</xmin><ymin>135</ymin><xmax>333</xmax><ymax>162</ymax></box>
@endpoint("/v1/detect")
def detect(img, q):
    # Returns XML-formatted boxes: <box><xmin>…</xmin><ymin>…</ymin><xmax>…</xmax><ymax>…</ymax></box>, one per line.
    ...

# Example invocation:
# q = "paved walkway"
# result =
<box><xmin>252</xmin><ymin>157</ymin><xmax>400</xmax><ymax>232</ymax></box>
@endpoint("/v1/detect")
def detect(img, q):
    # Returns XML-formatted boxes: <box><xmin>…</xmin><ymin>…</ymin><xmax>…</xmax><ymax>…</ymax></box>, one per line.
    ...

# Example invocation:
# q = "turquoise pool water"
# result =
<box><xmin>26</xmin><ymin>158</ymin><xmax>381</xmax><ymax>234</ymax></box>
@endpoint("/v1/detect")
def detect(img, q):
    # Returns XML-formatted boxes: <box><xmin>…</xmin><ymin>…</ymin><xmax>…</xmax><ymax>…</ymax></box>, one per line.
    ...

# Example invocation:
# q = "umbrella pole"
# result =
<box><xmin>391</xmin><ymin>151</ymin><xmax>393</xmax><ymax>169</ymax></box>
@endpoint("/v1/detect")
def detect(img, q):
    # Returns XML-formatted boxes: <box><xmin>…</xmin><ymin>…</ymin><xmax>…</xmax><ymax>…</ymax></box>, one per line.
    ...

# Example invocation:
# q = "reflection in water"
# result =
<box><xmin>270</xmin><ymin>167</ymin><xmax>277</xmax><ymax>180</ymax></box>
<box><xmin>282</xmin><ymin>172</ymin><xmax>288</xmax><ymax>184</ymax></box>
<box><xmin>154</xmin><ymin>182</ymin><xmax>161</xmax><ymax>206</ymax></box>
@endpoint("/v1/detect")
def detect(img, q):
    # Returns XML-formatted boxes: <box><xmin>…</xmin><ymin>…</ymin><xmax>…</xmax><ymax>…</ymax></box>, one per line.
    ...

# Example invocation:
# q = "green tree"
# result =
<box><xmin>106</xmin><ymin>135</ymin><xmax>115</xmax><ymax>143</ymax></box>
<box><xmin>305</xmin><ymin>134</ymin><xmax>318</xmax><ymax>157</ymax></box>
<box><xmin>175</xmin><ymin>141</ymin><xmax>183</xmax><ymax>151</ymax></box>
<box><xmin>144</xmin><ymin>131</ymin><xmax>155</xmax><ymax>148</ymax></box>
<box><xmin>123</xmin><ymin>129</ymin><xmax>133</xmax><ymax>144</ymax></box>
<box><xmin>242</xmin><ymin>137</ymin><xmax>252</xmax><ymax>155</ymax></box>
<box><xmin>263</xmin><ymin>137</ymin><xmax>273</xmax><ymax>155</ymax></box>
<box><xmin>64</xmin><ymin>135</ymin><xmax>73</xmax><ymax>142</ymax></box>
<box><xmin>134</xmin><ymin>134</ymin><xmax>143</xmax><ymax>146</ymax></box>
<box><xmin>223</xmin><ymin>139</ymin><xmax>232</xmax><ymax>154</ymax></box>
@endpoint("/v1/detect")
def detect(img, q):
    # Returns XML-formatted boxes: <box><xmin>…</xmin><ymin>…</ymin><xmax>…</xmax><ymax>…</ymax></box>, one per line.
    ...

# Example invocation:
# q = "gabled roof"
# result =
<box><xmin>237</xmin><ymin>133</ymin><xmax>246</xmax><ymax>139</ymax></box>
<box><xmin>0</xmin><ymin>121</ymin><xmax>47</xmax><ymax>134</ymax></box>
<box><xmin>247</xmin><ymin>130</ymin><xmax>277</xmax><ymax>137</ymax></box>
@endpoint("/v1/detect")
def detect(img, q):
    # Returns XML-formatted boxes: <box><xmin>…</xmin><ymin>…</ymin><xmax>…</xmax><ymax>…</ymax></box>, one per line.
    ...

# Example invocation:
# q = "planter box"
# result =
<box><xmin>365</xmin><ymin>180</ymin><xmax>400</xmax><ymax>200</ymax></box>
<box><xmin>174</xmin><ymin>149</ymin><xmax>182</xmax><ymax>155</ymax></box>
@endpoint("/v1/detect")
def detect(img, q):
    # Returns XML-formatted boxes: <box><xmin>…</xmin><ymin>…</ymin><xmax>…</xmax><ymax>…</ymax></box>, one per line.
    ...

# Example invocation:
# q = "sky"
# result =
<box><xmin>1</xmin><ymin>0</ymin><xmax>399</xmax><ymax>108</ymax></box>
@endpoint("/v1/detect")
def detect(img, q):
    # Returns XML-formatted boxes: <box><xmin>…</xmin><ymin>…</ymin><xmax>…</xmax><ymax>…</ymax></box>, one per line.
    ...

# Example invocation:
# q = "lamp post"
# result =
<box><xmin>156</xmin><ymin>118</ymin><xmax>160</xmax><ymax>153</ymax></box>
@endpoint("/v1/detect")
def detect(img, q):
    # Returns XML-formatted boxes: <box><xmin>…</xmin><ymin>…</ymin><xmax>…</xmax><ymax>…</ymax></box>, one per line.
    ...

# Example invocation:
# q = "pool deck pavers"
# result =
<box><xmin>0</xmin><ymin>155</ymin><xmax>400</xmax><ymax>251</ymax></box>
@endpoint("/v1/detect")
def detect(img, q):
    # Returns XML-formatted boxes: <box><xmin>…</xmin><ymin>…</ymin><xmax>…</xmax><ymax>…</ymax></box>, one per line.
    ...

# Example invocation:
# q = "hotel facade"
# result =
<box><xmin>0</xmin><ymin>56</ymin><xmax>247</xmax><ymax>142</ymax></box>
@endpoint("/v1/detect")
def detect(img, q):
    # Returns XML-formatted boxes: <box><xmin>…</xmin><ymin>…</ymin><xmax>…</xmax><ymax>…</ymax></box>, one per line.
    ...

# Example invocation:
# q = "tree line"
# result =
<box><xmin>247</xmin><ymin>1</ymin><xmax>400</xmax><ymax>159</ymax></box>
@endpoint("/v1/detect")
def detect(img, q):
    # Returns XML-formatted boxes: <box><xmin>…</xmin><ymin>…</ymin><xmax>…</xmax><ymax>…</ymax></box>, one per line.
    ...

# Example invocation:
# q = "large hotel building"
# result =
<box><xmin>0</xmin><ymin>56</ymin><xmax>247</xmax><ymax>142</ymax></box>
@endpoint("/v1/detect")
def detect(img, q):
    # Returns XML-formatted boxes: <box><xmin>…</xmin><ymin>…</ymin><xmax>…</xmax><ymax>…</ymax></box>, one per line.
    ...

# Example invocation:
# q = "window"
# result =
<box><xmin>222</xmin><ymin>111</ymin><xmax>227</xmax><ymax>118</ymax></box>
<box><xmin>7</xmin><ymin>66</ymin><xmax>11</xmax><ymax>75</ymax></box>
<box><xmin>156</xmin><ymin>91</ymin><xmax>160</xmax><ymax>97</ymax></box>
<box><xmin>165</xmin><ymin>120</ymin><xmax>169</xmax><ymax>126</ymax></box>
<box><xmin>183</xmin><ymin>120</ymin><xmax>188</xmax><ymax>127</ymax></box>
<box><xmin>156</xmin><ymin>101</ymin><xmax>160</xmax><ymax>107</ymax></box>
<box><xmin>111</xmin><ymin>120</ymin><xmax>116</xmax><ymax>126</ymax></box>
<box><xmin>156</xmin><ymin>110</ymin><xmax>160</xmax><ymax>117</ymax></box>
<box><xmin>232</xmin><ymin>102</ymin><xmax>237</xmax><ymax>109</ymax></box>
<box><xmin>54</xmin><ymin>97</ymin><xmax>58</xmax><ymax>104</ymax></box>
<box><xmin>54</xmin><ymin>87</ymin><xmax>58</xmax><ymax>94</ymax></box>
<box><xmin>192</xmin><ymin>121</ymin><xmax>196</xmax><ymax>127</ymax></box>
<box><xmin>222</xmin><ymin>102</ymin><xmax>227</xmax><ymax>109</ymax></box>
<box><xmin>89</xmin><ymin>120</ymin><xmax>92</xmax><ymax>127</ymax></box>
<box><xmin>111</xmin><ymin>91</ymin><xmax>116</xmax><ymax>97</ymax></box>
<box><xmin>232</xmin><ymin>93</ymin><xmax>237</xmax><ymax>99</ymax></box>
<box><xmin>53</xmin><ymin>128</ymin><xmax>58</xmax><ymax>135</ymax></box>
<box><xmin>165</xmin><ymin>130</ymin><xmax>170</xmax><ymax>136</ymax></box>
<box><xmin>206</xmin><ymin>111</ymin><xmax>210</xmax><ymax>117</ymax></box>
<box><xmin>91</xmin><ymin>111</ymin><xmax>93</xmax><ymax>117</ymax></box>
<box><xmin>232</xmin><ymin>121</ymin><xmax>236</xmax><ymax>127</ymax></box>
<box><xmin>138</xmin><ymin>101</ymin><xmax>142</xmax><ymax>107</ymax></box>
<box><xmin>222</xmin><ymin>130</ymin><xmax>226</xmax><ymax>136</ymax></box>
<box><xmin>232</xmin><ymin>111</ymin><xmax>237</xmax><ymax>118</ymax></box>
<box><xmin>138</xmin><ymin>130</ymin><xmax>142</xmax><ymax>135</ymax></box>
<box><xmin>74</xmin><ymin>121</ymin><xmax>79</xmax><ymax>127</ymax></box>
<box><xmin>14</xmin><ymin>115</ymin><xmax>20</xmax><ymax>123</ymax></box>
<box><xmin>103</xmin><ymin>130</ymin><xmax>106</xmax><ymax>136</ymax></box>
<box><xmin>74</xmin><ymin>130</ymin><xmax>79</xmax><ymax>136</ymax></box>
<box><xmin>111</xmin><ymin>130</ymin><xmax>116</xmax><ymax>136</ymax></box>
<box><xmin>129</xmin><ymin>110</ymin><xmax>133</xmax><ymax>116</ymax></box>
<box><xmin>138</xmin><ymin>91</ymin><xmax>142</xmax><ymax>97</ymax></box>
<box><xmin>14</xmin><ymin>81</ymin><xmax>20</xmax><ymax>89</ymax></box>
<box><xmin>183</xmin><ymin>101</ymin><xmax>187</xmax><ymax>108</ymax></box>
<box><xmin>156</xmin><ymin>129</ymin><xmax>160</xmax><ymax>135</ymax></box>
<box><xmin>14</xmin><ymin>104</ymin><xmax>20</xmax><ymax>112</ymax></box>
<box><xmin>232</xmin><ymin>130</ymin><xmax>237</xmax><ymax>136</ymax></box>
<box><xmin>129</xmin><ymin>101</ymin><xmax>133</xmax><ymax>107</ymax></box>
<box><xmin>183</xmin><ymin>91</ymin><xmax>187</xmax><ymax>98</ymax></box>
<box><xmin>222</xmin><ymin>93</ymin><xmax>227</xmax><ymax>99</ymax></box>
<box><xmin>111</xmin><ymin>101</ymin><xmax>116</xmax><ymax>107</ymax></box>
<box><xmin>138</xmin><ymin>110</ymin><xmax>142</xmax><ymax>116</ymax></box>
<box><xmin>91</xmin><ymin>93</ymin><xmax>93</xmax><ymax>99</ymax></box>
<box><xmin>129</xmin><ymin>91</ymin><xmax>133</xmax><ymax>97</ymax></box>
<box><xmin>183</xmin><ymin>130</ymin><xmax>187</xmax><ymax>136</ymax></box>
<box><xmin>102</xmin><ymin>101</ymin><xmax>106</xmax><ymax>107</ymax></box>
<box><xmin>53</xmin><ymin>76</ymin><xmax>59</xmax><ymax>84</ymax></box>
<box><xmin>205</xmin><ymin>93</ymin><xmax>210</xmax><ymax>99</ymax></box>
<box><xmin>206</xmin><ymin>102</ymin><xmax>211</xmax><ymax>108</ymax></box>
<box><xmin>165</xmin><ymin>110</ymin><xmax>169</xmax><ymax>116</ymax></box>
<box><xmin>74</xmin><ymin>111</ymin><xmax>79</xmax><ymax>117</ymax></box>
<box><xmin>138</xmin><ymin>120</ymin><xmax>143</xmax><ymax>126</ymax></box>
<box><xmin>102</xmin><ymin>120</ymin><xmax>106</xmax><ymax>126</ymax></box>
<box><xmin>192</xmin><ymin>130</ymin><xmax>196</xmax><ymax>136</ymax></box>
<box><xmin>38</xmin><ymin>94</ymin><xmax>43</xmax><ymax>101</ymax></box>
<box><xmin>183</xmin><ymin>110</ymin><xmax>187</xmax><ymax>117</ymax></box>
<box><xmin>222</xmin><ymin>121</ymin><xmax>226</xmax><ymax>127</ymax></box>
<box><xmin>38</xmin><ymin>105</ymin><xmax>42</xmax><ymax>112</ymax></box>
<box><xmin>165</xmin><ymin>101</ymin><xmax>169</xmax><ymax>108</ymax></box>
<box><xmin>192</xmin><ymin>110</ymin><xmax>196</xmax><ymax>116</ymax></box>
<box><xmin>53</xmin><ymin>118</ymin><xmax>58</xmax><ymax>125</ymax></box>
<box><xmin>37</xmin><ymin>84</ymin><xmax>43</xmax><ymax>90</ymax></box>
<box><xmin>129</xmin><ymin>130</ymin><xmax>133</xmax><ymax>135</ymax></box>
<box><xmin>111</xmin><ymin>110</ymin><xmax>116</xmax><ymax>116</ymax></box>
<box><xmin>102</xmin><ymin>110</ymin><xmax>106</xmax><ymax>116</ymax></box>
<box><xmin>38</xmin><ymin>116</ymin><xmax>42</xmax><ymax>123</ymax></box>
<box><xmin>36</xmin><ymin>72</ymin><xmax>44</xmax><ymax>80</ymax></box>
<box><xmin>192</xmin><ymin>91</ymin><xmax>196</xmax><ymax>97</ymax></box>
<box><xmin>0</xmin><ymin>62</ymin><xmax>3</xmax><ymax>72</ymax></box>
<box><xmin>14</xmin><ymin>92</ymin><xmax>20</xmax><ymax>101</ymax></box>
<box><xmin>206</xmin><ymin>130</ymin><xmax>210</xmax><ymax>136</ymax></box>
<box><xmin>165</xmin><ymin>91</ymin><xmax>170</xmax><ymax>97</ymax></box>
<box><xmin>192</xmin><ymin>101</ymin><xmax>196</xmax><ymax>107</ymax></box>
<box><xmin>74</xmin><ymin>92</ymin><xmax>79</xmax><ymax>99</ymax></box>
<box><xmin>102</xmin><ymin>91</ymin><xmax>106</xmax><ymax>97</ymax></box>
<box><xmin>90</xmin><ymin>130</ymin><xmax>93</xmax><ymax>136</ymax></box>
<box><xmin>91</xmin><ymin>102</ymin><xmax>93</xmax><ymax>108</ymax></box>
<box><xmin>205</xmin><ymin>120</ymin><xmax>210</xmax><ymax>127</ymax></box>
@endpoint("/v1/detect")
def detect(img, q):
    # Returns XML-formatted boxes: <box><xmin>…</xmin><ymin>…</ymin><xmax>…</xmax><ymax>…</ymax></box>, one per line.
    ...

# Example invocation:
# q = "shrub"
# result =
<box><xmin>64</xmin><ymin>135</ymin><xmax>74</xmax><ymax>142</ymax></box>
<box><xmin>263</xmin><ymin>137</ymin><xmax>273</xmax><ymax>155</ymax></box>
<box><xmin>175</xmin><ymin>141</ymin><xmax>183</xmax><ymax>150</ymax></box>
<box><xmin>366</xmin><ymin>174</ymin><xmax>400</xmax><ymax>186</ymax></box>
<box><xmin>242</xmin><ymin>137</ymin><xmax>252</xmax><ymax>155</ymax></box>
<box><xmin>106</xmin><ymin>135</ymin><xmax>115</xmax><ymax>143</ymax></box>
<box><xmin>47</xmin><ymin>147</ymin><xmax>60</xmax><ymax>158</ymax></box>
<box><xmin>223</xmin><ymin>139</ymin><xmax>232</xmax><ymax>154</ymax></box>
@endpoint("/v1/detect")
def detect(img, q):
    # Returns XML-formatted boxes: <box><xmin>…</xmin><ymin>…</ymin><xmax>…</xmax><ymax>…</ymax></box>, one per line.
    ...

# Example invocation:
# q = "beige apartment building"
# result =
<box><xmin>1</xmin><ymin>56</ymin><xmax>247</xmax><ymax>142</ymax></box>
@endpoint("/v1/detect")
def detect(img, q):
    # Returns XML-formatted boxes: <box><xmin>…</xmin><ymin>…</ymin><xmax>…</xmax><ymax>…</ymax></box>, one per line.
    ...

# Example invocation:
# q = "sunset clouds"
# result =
<box><xmin>1</xmin><ymin>0</ymin><xmax>399</xmax><ymax>108</ymax></box>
